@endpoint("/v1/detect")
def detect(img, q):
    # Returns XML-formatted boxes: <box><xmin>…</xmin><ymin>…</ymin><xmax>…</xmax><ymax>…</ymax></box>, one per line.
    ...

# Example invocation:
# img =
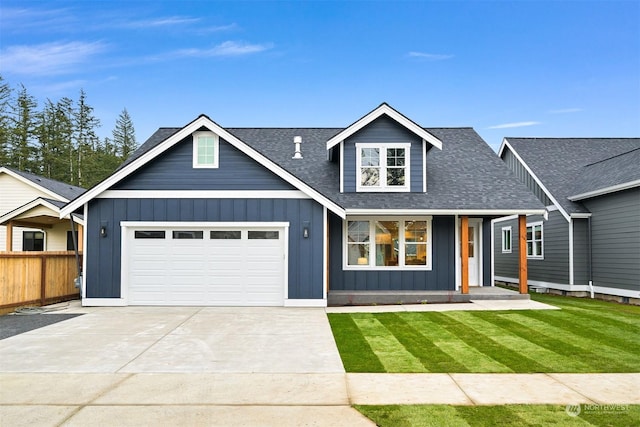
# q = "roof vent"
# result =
<box><xmin>292</xmin><ymin>136</ymin><xmax>303</xmax><ymax>159</ymax></box>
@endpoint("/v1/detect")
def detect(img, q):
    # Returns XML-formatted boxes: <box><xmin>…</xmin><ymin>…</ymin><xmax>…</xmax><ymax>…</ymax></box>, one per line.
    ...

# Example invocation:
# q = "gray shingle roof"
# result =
<box><xmin>570</xmin><ymin>147</ymin><xmax>640</xmax><ymax>199</ymax></box>
<box><xmin>3</xmin><ymin>167</ymin><xmax>85</xmax><ymax>201</ymax></box>
<box><xmin>125</xmin><ymin>124</ymin><xmax>544</xmax><ymax>212</ymax></box>
<box><xmin>504</xmin><ymin>138</ymin><xmax>640</xmax><ymax>214</ymax></box>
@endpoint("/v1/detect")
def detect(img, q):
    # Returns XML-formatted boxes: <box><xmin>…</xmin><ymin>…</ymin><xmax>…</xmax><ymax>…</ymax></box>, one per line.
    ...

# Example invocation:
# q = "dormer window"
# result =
<box><xmin>356</xmin><ymin>143</ymin><xmax>410</xmax><ymax>191</ymax></box>
<box><xmin>193</xmin><ymin>131</ymin><xmax>219</xmax><ymax>168</ymax></box>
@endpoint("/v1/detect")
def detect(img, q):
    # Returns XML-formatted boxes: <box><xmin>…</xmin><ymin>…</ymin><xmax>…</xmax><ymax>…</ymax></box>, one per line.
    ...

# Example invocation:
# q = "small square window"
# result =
<box><xmin>23</xmin><ymin>231</ymin><xmax>44</xmax><ymax>251</ymax></box>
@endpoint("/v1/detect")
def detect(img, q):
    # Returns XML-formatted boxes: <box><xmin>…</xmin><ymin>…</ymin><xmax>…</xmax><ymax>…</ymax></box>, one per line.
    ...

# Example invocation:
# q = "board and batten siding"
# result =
<box><xmin>494</xmin><ymin>210</ymin><xmax>569</xmax><ymax>284</ymax></box>
<box><xmin>342</xmin><ymin>115</ymin><xmax>424</xmax><ymax>193</ymax></box>
<box><xmin>114</xmin><ymin>135</ymin><xmax>296</xmax><ymax>191</ymax></box>
<box><xmin>86</xmin><ymin>197</ymin><xmax>324</xmax><ymax>300</ymax></box>
<box><xmin>328</xmin><ymin>214</ymin><xmax>455</xmax><ymax>291</ymax></box>
<box><xmin>582</xmin><ymin>188</ymin><xmax>640</xmax><ymax>292</ymax></box>
<box><xmin>501</xmin><ymin>149</ymin><xmax>553</xmax><ymax>206</ymax></box>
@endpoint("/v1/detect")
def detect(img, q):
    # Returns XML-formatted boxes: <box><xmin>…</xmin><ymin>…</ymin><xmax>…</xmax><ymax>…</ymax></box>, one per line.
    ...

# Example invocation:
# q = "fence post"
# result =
<box><xmin>40</xmin><ymin>255</ymin><xmax>47</xmax><ymax>305</ymax></box>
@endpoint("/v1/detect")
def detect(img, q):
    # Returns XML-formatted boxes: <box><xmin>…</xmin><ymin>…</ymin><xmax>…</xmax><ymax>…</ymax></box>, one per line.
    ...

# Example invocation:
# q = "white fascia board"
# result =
<box><xmin>0</xmin><ymin>197</ymin><xmax>64</xmax><ymax>224</ymax></box>
<box><xmin>345</xmin><ymin>209</ymin><xmax>547</xmax><ymax>216</ymax></box>
<box><xmin>568</xmin><ymin>179</ymin><xmax>640</xmax><ymax>201</ymax></box>
<box><xmin>570</xmin><ymin>213</ymin><xmax>592</xmax><ymax>219</ymax></box>
<box><xmin>98</xmin><ymin>190</ymin><xmax>310</xmax><ymax>199</ymax></box>
<box><xmin>501</xmin><ymin>139</ymin><xmax>570</xmax><ymax>222</ymax></box>
<box><xmin>326</xmin><ymin>104</ymin><xmax>443</xmax><ymax>151</ymax></box>
<box><xmin>0</xmin><ymin>167</ymin><xmax>70</xmax><ymax>203</ymax></box>
<box><xmin>60</xmin><ymin>115</ymin><xmax>346</xmax><ymax>219</ymax></box>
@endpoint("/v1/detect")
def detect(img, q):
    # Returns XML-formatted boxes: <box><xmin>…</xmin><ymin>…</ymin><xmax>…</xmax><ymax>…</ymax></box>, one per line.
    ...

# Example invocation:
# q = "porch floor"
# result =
<box><xmin>327</xmin><ymin>286</ymin><xmax>528</xmax><ymax>306</ymax></box>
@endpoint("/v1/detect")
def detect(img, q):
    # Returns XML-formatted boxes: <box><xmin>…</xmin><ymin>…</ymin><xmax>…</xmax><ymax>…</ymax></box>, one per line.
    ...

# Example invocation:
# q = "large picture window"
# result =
<box><xmin>346</xmin><ymin>217</ymin><xmax>431</xmax><ymax>269</ymax></box>
<box><xmin>356</xmin><ymin>143</ymin><xmax>410</xmax><ymax>191</ymax></box>
<box><xmin>526</xmin><ymin>222</ymin><xmax>543</xmax><ymax>259</ymax></box>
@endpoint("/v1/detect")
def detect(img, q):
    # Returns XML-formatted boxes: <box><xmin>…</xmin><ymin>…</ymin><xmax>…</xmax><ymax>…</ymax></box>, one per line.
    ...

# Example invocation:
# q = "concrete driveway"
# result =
<box><xmin>0</xmin><ymin>303</ymin><xmax>375</xmax><ymax>426</ymax></box>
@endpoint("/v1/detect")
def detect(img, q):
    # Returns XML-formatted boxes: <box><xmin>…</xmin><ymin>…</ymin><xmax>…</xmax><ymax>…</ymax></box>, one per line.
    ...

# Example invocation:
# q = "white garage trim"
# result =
<box><xmin>120</xmin><ymin>221</ymin><xmax>289</xmax><ymax>306</ymax></box>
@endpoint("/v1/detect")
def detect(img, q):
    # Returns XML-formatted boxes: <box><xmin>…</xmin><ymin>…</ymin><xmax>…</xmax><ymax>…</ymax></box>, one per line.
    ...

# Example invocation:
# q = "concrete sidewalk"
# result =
<box><xmin>1</xmin><ymin>372</ymin><xmax>638</xmax><ymax>426</ymax></box>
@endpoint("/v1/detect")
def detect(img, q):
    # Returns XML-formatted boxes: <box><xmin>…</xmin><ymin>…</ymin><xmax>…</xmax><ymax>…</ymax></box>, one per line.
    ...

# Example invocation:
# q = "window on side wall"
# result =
<box><xmin>526</xmin><ymin>222</ymin><xmax>543</xmax><ymax>259</ymax></box>
<box><xmin>356</xmin><ymin>143</ymin><xmax>410</xmax><ymax>191</ymax></box>
<box><xmin>501</xmin><ymin>226</ymin><xmax>512</xmax><ymax>253</ymax></box>
<box><xmin>346</xmin><ymin>217</ymin><xmax>431</xmax><ymax>269</ymax></box>
<box><xmin>193</xmin><ymin>131</ymin><xmax>219</xmax><ymax>168</ymax></box>
<box><xmin>23</xmin><ymin>231</ymin><xmax>44</xmax><ymax>251</ymax></box>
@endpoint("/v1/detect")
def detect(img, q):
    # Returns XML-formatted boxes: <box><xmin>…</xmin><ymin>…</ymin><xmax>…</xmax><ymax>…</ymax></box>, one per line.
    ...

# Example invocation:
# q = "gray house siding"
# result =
<box><xmin>343</xmin><ymin>115</ymin><xmax>424</xmax><ymax>193</ymax></box>
<box><xmin>482</xmin><ymin>219</ymin><xmax>492</xmax><ymax>286</ymax></box>
<box><xmin>328</xmin><ymin>214</ymin><xmax>455</xmax><ymax>291</ymax></box>
<box><xmin>502</xmin><ymin>149</ymin><xmax>553</xmax><ymax>206</ymax></box>
<box><xmin>494</xmin><ymin>210</ymin><xmax>569</xmax><ymax>284</ymax></box>
<box><xmin>86</xmin><ymin>197</ymin><xmax>325</xmax><ymax>300</ymax></box>
<box><xmin>114</xmin><ymin>135</ymin><xmax>296</xmax><ymax>190</ymax></box>
<box><xmin>572</xmin><ymin>218</ymin><xmax>590</xmax><ymax>286</ymax></box>
<box><xmin>582</xmin><ymin>188</ymin><xmax>640</xmax><ymax>292</ymax></box>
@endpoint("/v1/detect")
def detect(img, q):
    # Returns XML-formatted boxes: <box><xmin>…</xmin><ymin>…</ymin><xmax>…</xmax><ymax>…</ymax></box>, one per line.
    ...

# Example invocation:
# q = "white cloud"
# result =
<box><xmin>119</xmin><ymin>16</ymin><xmax>201</xmax><ymax>29</ymax></box>
<box><xmin>170</xmin><ymin>41</ymin><xmax>273</xmax><ymax>59</ymax></box>
<box><xmin>487</xmin><ymin>121</ymin><xmax>541</xmax><ymax>129</ymax></box>
<box><xmin>407</xmin><ymin>51</ymin><xmax>454</xmax><ymax>61</ymax></box>
<box><xmin>0</xmin><ymin>41</ymin><xmax>108</xmax><ymax>76</ymax></box>
<box><xmin>548</xmin><ymin>108</ymin><xmax>583</xmax><ymax>114</ymax></box>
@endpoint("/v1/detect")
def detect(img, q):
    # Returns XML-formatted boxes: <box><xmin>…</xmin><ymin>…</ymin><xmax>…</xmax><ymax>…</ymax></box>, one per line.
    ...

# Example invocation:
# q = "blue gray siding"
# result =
<box><xmin>343</xmin><ymin>115</ymin><xmax>424</xmax><ymax>193</ymax></box>
<box><xmin>86</xmin><ymin>198</ymin><xmax>325</xmax><ymax>300</ymax></box>
<box><xmin>502</xmin><ymin>149</ymin><xmax>553</xmax><ymax>206</ymax></box>
<box><xmin>582</xmin><ymin>188</ymin><xmax>640</xmax><ymax>292</ymax></box>
<box><xmin>328</xmin><ymin>214</ymin><xmax>455</xmax><ymax>291</ymax></box>
<box><xmin>572</xmin><ymin>219</ymin><xmax>590</xmax><ymax>286</ymax></box>
<box><xmin>494</xmin><ymin>210</ymin><xmax>570</xmax><ymax>284</ymax></box>
<box><xmin>482</xmin><ymin>219</ymin><xmax>492</xmax><ymax>286</ymax></box>
<box><xmin>115</xmin><ymin>135</ymin><xmax>295</xmax><ymax>190</ymax></box>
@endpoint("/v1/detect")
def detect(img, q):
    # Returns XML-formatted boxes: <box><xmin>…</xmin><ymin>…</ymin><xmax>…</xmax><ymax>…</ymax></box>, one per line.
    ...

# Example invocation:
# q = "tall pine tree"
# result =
<box><xmin>0</xmin><ymin>76</ymin><xmax>12</xmax><ymax>166</ymax></box>
<box><xmin>9</xmin><ymin>85</ymin><xmax>38</xmax><ymax>172</ymax></box>
<box><xmin>73</xmin><ymin>89</ymin><xmax>100</xmax><ymax>186</ymax></box>
<box><xmin>112</xmin><ymin>108</ymin><xmax>137</xmax><ymax>160</ymax></box>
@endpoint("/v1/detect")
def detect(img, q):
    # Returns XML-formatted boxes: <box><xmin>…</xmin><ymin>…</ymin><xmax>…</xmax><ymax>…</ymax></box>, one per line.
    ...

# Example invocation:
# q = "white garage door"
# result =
<box><xmin>125</xmin><ymin>224</ymin><xmax>286</xmax><ymax>306</ymax></box>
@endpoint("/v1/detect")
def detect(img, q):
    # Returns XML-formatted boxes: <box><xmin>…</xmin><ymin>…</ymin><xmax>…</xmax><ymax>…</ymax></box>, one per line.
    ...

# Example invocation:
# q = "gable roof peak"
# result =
<box><xmin>325</xmin><ymin>103</ymin><xmax>443</xmax><ymax>151</ymax></box>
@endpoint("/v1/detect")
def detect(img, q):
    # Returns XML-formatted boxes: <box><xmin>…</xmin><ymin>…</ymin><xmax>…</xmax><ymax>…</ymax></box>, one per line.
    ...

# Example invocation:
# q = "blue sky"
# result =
<box><xmin>1</xmin><ymin>0</ymin><xmax>639</xmax><ymax>150</ymax></box>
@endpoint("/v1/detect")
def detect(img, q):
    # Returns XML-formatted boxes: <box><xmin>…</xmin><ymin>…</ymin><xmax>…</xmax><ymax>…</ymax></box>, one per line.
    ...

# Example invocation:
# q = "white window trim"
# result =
<box><xmin>501</xmin><ymin>226</ymin><xmax>512</xmax><ymax>253</ymax></box>
<box><xmin>192</xmin><ymin>131</ymin><xmax>219</xmax><ymax>168</ymax></box>
<box><xmin>343</xmin><ymin>216</ymin><xmax>432</xmax><ymax>270</ymax></box>
<box><xmin>526</xmin><ymin>221</ymin><xmax>544</xmax><ymax>259</ymax></box>
<box><xmin>355</xmin><ymin>143</ymin><xmax>411</xmax><ymax>192</ymax></box>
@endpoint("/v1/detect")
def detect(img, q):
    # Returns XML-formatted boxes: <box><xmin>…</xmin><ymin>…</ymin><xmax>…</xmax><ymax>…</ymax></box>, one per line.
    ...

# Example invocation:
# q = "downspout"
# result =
<box><xmin>69</xmin><ymin>214</ymin><xmax>83</xmax><ymax>298</ymax></box>
<box><xmin>587</xmin><ymin>216</ymin><xmax>594</xmax><ymax>298</ymax></box>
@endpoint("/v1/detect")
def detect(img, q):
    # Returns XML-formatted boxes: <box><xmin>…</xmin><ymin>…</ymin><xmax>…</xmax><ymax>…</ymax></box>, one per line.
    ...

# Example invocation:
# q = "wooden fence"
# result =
<box><xmin>0</xmin><ymin>251</ymin><xmax>81</xmax><ymax>312</ymax></box>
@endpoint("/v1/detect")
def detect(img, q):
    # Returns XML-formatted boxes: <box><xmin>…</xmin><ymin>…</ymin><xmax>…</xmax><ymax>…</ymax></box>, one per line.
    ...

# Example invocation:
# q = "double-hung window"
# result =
<box><xmin>526</xmin><ymin>222</ymin><xmax>543</xmax><ymax>258</ymax></box>
<box><xmin>193</xmin><ymin>131</ymin><xmax>219</xmax><ymax>168</ymax></box>
<box><xmin>501</xmin><ymin>226</ymin><xmax>512</xmax><ymax>253</ymax></box>
<box><xmin>356</xmin><ymin>143</ymin><xmax>410</xmax><ymax>191</ymax></box>
<box><xmin>346</xmin><ymin>217</ymin><xmax>431</xmax><ymax>269</ymax></box>
<box><xmin>23</xmin><ymin>231</ymin><xmax>44</xmax><ymax>251</ymax></box>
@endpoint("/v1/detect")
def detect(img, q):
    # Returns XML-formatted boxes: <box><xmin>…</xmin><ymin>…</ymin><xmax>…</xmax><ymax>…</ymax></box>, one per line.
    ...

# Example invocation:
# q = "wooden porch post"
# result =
<box><xmin>461</xmin><ymin>216</ymin><xmax>469</xmax><ymax>294</ymax></box>
<box><xmin>6</xmin><ymin>221</ymin><xmax>13</xmax><ymax>252</ymax></box>
<box><xmin>77</xmin><ymin>224</ymin><xmax>84</xmax><ymax>252</ymax></box>
<box><xmin>518</xmin><ymin>214</ymin><xmax>528</xmax><ymax>294</ymax></box>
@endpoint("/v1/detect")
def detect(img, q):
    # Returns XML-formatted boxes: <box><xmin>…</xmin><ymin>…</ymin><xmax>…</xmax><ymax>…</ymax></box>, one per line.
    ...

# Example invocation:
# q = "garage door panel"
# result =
<box><xmin>127</xmin><ymin>225</ymin><xmax>285</xmax><ymax>306</ymax></box>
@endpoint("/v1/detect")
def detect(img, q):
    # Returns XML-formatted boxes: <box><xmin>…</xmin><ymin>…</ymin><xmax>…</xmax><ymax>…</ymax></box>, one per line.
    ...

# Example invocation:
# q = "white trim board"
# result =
<box><xmin>568</xmin><ymin>179</ymin><xmax>640</xmax><ymax>201</ymax></box>
<box><xmin>99</xmin><ymin>190</ymin><xmax>310</xmax><ymax>199</ymax></box>
<box><xmin>494</xmin><ymin>276</ymin><xmax>640</xmax><ymax>298</ymax></box>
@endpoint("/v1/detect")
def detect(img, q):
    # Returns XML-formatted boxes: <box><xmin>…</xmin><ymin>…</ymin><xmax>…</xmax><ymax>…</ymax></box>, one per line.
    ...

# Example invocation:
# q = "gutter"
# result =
<box><xmin>69</xmin><ymin>214</ymin><xmax>83</xmax><ymax>297</ymax></box>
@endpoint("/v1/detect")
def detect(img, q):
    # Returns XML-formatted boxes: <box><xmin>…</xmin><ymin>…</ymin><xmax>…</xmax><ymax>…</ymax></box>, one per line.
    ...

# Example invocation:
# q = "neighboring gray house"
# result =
<box><xmin>493</xmin><ymin>137</ymin><xmax>640</xmax><ymax>302</ymax></box>
<box><xmin>60</xmin><ymin>104</ymin><xmax>544</xmax><ymax>307</ymax></box>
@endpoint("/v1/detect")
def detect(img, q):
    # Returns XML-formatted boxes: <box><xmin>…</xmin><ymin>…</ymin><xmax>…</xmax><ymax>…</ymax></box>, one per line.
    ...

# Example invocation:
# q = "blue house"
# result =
<box><xmin>61</xmin><ymin>104</ymin><xmax>544</xmax><ymax>307</ymax></box>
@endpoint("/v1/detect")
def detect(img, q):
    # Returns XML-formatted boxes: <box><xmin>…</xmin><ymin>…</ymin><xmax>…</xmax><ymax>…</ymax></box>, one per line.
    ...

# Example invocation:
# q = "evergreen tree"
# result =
<box><xmin>73</xmin><ymin>89</ymin><xmax>100</xmax><ymax>186</ymax></box>
<box><xmin>112</xmin><ymin>108</ymin><xmax>137</xmax><ymax>160</ymax></box>
<box><xmin>36</xmin><ymin>98</ymin><xmax>74</xmax><ymax>181</ymax></box>
<box><xmin>9</xmin><ymin>85</ymin><xmax>38</xmax><ymax>172</ymax></box>
<box><xmin>0</xmin><ymin>76</ymin><xmax>12</xmax><ymax>166</ymax></box>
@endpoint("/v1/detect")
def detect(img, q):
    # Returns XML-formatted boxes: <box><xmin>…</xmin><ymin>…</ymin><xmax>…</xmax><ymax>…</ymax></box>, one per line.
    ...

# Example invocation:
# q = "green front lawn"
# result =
<box><xmin>356</xmin><ymin>404</ymin><xmax>640</xmax><ymax>427</ymax></box>
<box><xmin>328</xmin><ymin>294</ymin><xmax>640</xmax><ymax>373</ymax></box>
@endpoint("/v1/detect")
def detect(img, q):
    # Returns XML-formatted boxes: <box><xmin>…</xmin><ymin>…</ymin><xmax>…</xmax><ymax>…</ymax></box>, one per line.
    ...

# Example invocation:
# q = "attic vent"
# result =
<box><xmin>292</xmin><ymin>136</ymin><xmax>303</xmax><ymax>159</ymax></box>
